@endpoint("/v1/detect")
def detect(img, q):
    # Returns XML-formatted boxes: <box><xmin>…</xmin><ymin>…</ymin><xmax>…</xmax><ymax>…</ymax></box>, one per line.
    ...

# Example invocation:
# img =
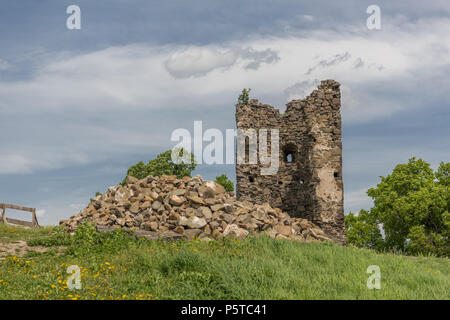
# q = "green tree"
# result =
<box><xmin>236</xmin><ymin>88</ymin><xmax>251</xmax><ymax>106</ymax></box>
<box><xmin>435</xmin><ymin>161</ymin><xmax>450</xmax><ymax>187</ymax></box>
<box><xmin>345</xmin><ymin>210</ymin><xmax>383</xmax><ymax>250</ymax></box>
<box><xmin>122</xmin><ymin>148</ymin><xmax>196</xmax><ymax>184</ymax></box>
<box><xmin>215</xmin><ymin>174</ymin><xmax>234</xmax><ymax>193</ymax></box>
<box><xmin>347</xmin><ymin>157</ymin><xmax>449</xmax><ymax>256</ymax></box>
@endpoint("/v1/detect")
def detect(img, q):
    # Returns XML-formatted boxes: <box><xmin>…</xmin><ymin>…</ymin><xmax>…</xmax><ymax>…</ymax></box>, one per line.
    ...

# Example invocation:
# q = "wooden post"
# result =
<box><xmin>1</xmin><ymin>205</ymin><xmax>5</xmax><ymax>223</ymax></box>
<box><xmin>32</xmin><ymin>208</ymin><xmax>39</xmax><ymax>227</ymax></box>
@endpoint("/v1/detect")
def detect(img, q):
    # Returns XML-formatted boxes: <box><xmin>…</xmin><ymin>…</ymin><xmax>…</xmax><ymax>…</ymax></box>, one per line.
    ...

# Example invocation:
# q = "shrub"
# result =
<box><xmin>66</xmin><ymin>222</ymin><xmax>138</xmax><ymax>256</ymax></box>
<box><xmin>345</xmin><ymin>210</ymin><xmax>383</xmax><ymax>250</ymax></box>
<box><xmin>215</xmin><ymin>174</ymin><xmax>234</xmax><ymax>193</ymax></box>
<box><xmin>122</xmin><ymin>148</ymin><xmax>196</xmax><ymax>184</ymax></box>
<box><xmin>236</xmin><ymin>88</ymin><xmax>251</xmax><ymax>106</ymax></box>
<box><xmin>29</xmin><ymin>222</ymin><xmax>140</xmax><ymax>256</ymax></box>
<box><xmin>27</xmin><ymin>226</ymin><xmax>72</xmax><ymax>247</ymax></box>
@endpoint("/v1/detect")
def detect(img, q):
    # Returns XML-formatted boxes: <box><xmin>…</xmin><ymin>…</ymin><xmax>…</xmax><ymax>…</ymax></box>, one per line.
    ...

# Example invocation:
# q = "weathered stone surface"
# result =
<box><xmin>169</xmin><ymin>195</ymin><xmax>185</xmax><ymax>206</ymax></box>
<box><xmin>152</xmin><ymin>201</ymin><xmax>162</xmax><ymax>210</ymax></box>
<box><xmin>60</xmin><ymin>174</ymin><xmax>336</xmax><ymax>244</ymax></box>
<box><xmin>174</xmin><ymin>226</ymin><xmax>184</xmax><ymax>234</ymax></box>
<box><xmin>141</xmin><ymin>201</ymin><xmax>151</xmax><ymax>210</ymax></box>
<box><xmin>205</xmin><ymin>181</ymin><xmax>225</xmax><ymax>195</ymax></box>
<box><xmin>265</xmin><ymin>228</ymin><xmax>278</xmax><ymax>239</ymax></box>
<box><xmin>211</xmin><ymin>204</ymin><xmax>225</xmax><ymax>212</ymax></box>
<box><xmin>134</xmin><ymin>230</ymin><xmax>183</xmax><ymax>241</ymax></box>
<box><xmin>177</xmin><ymin>216</ymin><xmax>189</xmax><ymax>226</ymax></box>
<box><xmin>235</xmin><ymin>79</ymin><xmax>347</xmax><ymax>244</ymax></box>
<box><xmin>125</xmin><ymin>176</ymin><xmax>138</xmax><ymax>185</ymax></box>
<box><xmin>275</xmin><ymin>224</ymin><xmax>294</xmax><ymax>237</ymax></box>
<box><xmin>130</xmin><ymin>202</ymin><xmax>140</xmax><ymax>214</ymax></box>
<box><xmin>223</xmin><ymin>224</ymin><xmax>249</xmax><ymax>239</ymax></box>
<box><xmin>212</xmin><ymin>229</ymin><xmax>223</xmax><ymax>239</ymax></box>
<box><xmin>160</xmin><ymin>231</ymin><xmax>184</xmax><ymax>240</ymax></box>
<box><xmin>221</xmin><ymin>213</ymin><xmax>234</xmax><ymax>224</ymax></box>
<box><xmin>197</xmin><ymin>206</ymin><xmax>212</xmax><ymax>219</ymax></box>
<box><xmin>172</xmin><ymin>189</ymin><xmax>186</xmax><ymax>196</ymax></box>
<box><xmin>186</xmin><ymin>216</ymin><xmax>207</xmax><ymax>229</ymax></box>
<box><xmin>187</xmin><ymin>195</ymin><xmax>205</xmax><ymax>205</ymax></box>
<box><xmin>184</xmin><ymin>228</ymin><xmax>202</xmax><ymax>239</ymax></box>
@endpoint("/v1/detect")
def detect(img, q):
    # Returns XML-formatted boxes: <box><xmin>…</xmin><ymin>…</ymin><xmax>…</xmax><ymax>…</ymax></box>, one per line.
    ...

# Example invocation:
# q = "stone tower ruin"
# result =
<box><xmin>235</xmin><ymin>80</ymin><xmax>346</xmax><ymax>244</ymax></box>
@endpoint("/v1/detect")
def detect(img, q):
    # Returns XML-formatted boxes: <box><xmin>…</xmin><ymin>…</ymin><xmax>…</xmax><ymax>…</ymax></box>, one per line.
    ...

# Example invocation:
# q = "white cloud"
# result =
<box><xmin>0</xmin><ymin>59</ymin><xmax>10</xmax><ymax>70</ymax></box>
<box><xmin>165</xmin><ymin>46</ymin><xmax>237</xmax><ymax>78</ymax></box>
<box><xmin>284</xmin><ymin>79</ymin><xmax>320</xmax><ymax>101</ymax></box>
<box><xmin>305</xmin><ymin>52</ymin><xmax>352</xmax><ymax>75</ymax></box>
<box><xmin>299</xmin><ymin>14</ymin><xmax>315</xmax><ymax>22</ymax></box>
<box><xmin>164</xmin><ymin>46</ymin><xmax>280</xmax><ymax>78</ymax></box>
<box><xmin>1</xmin><ymin>17</ymin><xmax>449</xmax><ymax>115</ymax></box>
<box><xmin>0</xmin><ymin>154</ymin><xmax>33</xmax><ymax>174</ymax></box>
<box><xmin>0</xmin><ymin>149</ymin><xmax>89</xmax><ymax>174</ymax></box>
<box><xmin>0</xmin><ymin>17</ymin><xmax>449</xmax><ymax>174</ymax></box>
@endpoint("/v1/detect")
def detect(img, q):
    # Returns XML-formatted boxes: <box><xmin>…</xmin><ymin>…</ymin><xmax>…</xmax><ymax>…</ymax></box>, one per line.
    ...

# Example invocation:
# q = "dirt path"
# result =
<box><xmin>0</xmin><ymin>240</ymin><xmax>64</xmax><ymax>259</ymax></box>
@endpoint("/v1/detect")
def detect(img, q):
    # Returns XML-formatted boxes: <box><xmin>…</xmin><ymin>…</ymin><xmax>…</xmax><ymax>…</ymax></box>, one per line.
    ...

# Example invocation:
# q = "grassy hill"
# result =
<box><xmin>0</xmin><ymin>223</ymin><xmax>448</xmax><ymax>300</ymax></box>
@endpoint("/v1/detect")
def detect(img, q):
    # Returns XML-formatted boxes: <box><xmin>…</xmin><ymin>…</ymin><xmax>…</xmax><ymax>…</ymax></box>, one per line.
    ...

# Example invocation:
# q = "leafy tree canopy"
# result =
<box><xmin>345</xmin><ymin>157</ymin><xmax>449</xmax><ymax>257</ymax></box>
<box><xmin>345</xmin><ymin>210</ymin><xmax>383</xmax><ymax>250</ymax></box>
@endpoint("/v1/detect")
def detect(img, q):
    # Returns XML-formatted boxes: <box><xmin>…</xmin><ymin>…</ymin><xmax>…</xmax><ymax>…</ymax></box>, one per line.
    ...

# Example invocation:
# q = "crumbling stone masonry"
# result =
<box><xmin>235</xmin><ymin>80</ymin><xmax>346</xmax><ymax>244</ymax></box>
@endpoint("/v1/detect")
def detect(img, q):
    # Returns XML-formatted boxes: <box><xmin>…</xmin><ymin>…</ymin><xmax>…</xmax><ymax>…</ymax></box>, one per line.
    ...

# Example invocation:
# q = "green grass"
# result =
<box><xmin>0</xmin><ymin>224</ymin><xmax>56</xmax><ymax>243</ymax></box>
<box><xmin>0</xmin><ymin>223</ymin><xmax>448</xmax><ymax>300</ymax></box>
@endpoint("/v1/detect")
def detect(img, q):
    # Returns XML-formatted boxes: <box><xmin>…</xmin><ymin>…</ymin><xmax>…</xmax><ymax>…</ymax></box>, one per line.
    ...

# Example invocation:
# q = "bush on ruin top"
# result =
<box><xmin>122</xmin><ymin>148</ymin><xmax>197</xmax><ymax>185</ymax></box>
<box><xmin>236</xmin><ymin>88</ymin><xmax>251</xmax><ymax>106</ymax></box>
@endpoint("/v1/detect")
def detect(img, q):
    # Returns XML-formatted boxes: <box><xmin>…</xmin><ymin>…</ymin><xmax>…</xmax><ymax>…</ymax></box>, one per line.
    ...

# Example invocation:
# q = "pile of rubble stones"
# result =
<box><xmin>60</xmin><ymin>175</ymin><xmax>332</xmax><ymax>242</ymax></box>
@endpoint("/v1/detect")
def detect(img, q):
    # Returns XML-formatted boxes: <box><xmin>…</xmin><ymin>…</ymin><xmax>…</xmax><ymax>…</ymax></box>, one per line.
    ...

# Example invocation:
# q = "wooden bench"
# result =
<box><xmin>0</xmin><ymin>203</ymin><xmax>40</xmax><ymax>228</ymax></box>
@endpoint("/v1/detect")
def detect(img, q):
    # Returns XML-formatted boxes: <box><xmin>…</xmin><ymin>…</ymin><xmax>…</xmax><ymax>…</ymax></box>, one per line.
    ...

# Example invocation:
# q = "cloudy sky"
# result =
<box><xmin>1</xmin><ymin>0</ymin><xmax>449</xmax><ymax>225</ymax></box>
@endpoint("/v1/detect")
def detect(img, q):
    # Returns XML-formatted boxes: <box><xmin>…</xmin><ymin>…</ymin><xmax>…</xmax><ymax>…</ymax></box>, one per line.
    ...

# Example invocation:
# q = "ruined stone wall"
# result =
<box><xmin>235</xmin><ymin>80</ymin><xmax>346</xmax><ymax>244</ymax></box>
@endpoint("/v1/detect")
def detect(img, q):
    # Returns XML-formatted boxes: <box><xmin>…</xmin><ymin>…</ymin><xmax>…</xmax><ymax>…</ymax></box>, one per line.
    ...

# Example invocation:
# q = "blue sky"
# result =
<box><xmin>0</xmin><ymin>0</ymin><xmax>449</xmax><ymax>225</ymax></box>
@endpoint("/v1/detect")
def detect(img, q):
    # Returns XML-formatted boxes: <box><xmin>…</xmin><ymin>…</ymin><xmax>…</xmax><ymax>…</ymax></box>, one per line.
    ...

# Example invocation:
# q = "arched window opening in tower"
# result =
<box><xmin>282</xmin><ymin>143</ymin><xmax>297</xmax><ymax>164</ymax></box>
